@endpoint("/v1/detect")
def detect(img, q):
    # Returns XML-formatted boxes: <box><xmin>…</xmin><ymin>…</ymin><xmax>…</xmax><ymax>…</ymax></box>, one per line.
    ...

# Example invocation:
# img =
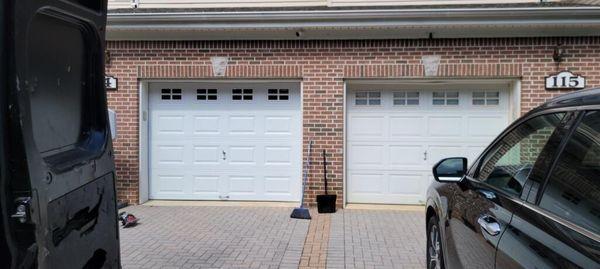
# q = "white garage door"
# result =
<box><xmin>347</xmin><ymin>84</ymin><xmax>511</xmax><ymax>204</ymax></box>
<box><xmin>149</xmin><ymin>82</ymin><xmax>302</xmax><ymax>201</ymax></box>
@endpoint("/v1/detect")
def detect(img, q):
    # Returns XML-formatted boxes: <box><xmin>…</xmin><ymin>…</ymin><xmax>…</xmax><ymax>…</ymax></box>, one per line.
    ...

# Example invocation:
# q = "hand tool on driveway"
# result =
<box><xmin>290</xmin><ymin>140</ymin><xmax>313</xmax><ymax>219</ymax></box>
<box><xmin>316</xmin><ymin>149</ymin><xmax>336</xmax><ymax>213</ymax></box>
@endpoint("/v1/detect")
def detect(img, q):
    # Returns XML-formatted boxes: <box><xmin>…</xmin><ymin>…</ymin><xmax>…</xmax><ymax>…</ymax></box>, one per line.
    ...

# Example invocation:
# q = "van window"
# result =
<box><xmin>539</xmin><ymin>111</ymin><xmax>600</xmax><ymax>234</ymax></box>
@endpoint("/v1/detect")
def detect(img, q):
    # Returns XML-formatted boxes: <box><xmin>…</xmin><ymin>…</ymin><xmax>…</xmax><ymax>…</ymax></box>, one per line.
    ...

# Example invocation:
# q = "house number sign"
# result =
<box><xmin>105</xmin><ymin>76</ymin><xmax>118</xmax><ymax>91</ymax></box>
<box><xmin>545</xmin><ymin>71</ymin><xmax>585</xmax><ymax>90</ymax></box>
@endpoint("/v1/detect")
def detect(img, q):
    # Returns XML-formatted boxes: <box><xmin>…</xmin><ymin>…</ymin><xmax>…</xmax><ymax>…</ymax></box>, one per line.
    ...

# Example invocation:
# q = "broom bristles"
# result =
<box><xmin>290</xmin><ymin>207</ymin><xmax>311</xmax><ymax>219</ymax></box>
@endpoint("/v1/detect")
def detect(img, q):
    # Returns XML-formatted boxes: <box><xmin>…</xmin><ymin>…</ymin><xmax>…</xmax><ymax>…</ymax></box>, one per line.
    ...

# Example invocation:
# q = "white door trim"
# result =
<box><xmin>139</xmin><ymin>81</ymin><xmax>150</xmax><ymax>204</ymax></box>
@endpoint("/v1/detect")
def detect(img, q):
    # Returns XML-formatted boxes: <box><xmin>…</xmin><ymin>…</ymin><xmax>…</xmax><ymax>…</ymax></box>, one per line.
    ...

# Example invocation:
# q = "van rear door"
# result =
<box><xmin>1</xmin><ymin>0</ymin><xmax>120</xmax><ymax>268</ymax></box>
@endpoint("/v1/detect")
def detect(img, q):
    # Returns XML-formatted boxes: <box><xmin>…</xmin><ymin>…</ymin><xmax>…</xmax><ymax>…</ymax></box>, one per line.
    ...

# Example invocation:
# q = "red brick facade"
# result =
<box><xmin>106</xmin><ymin>37</ymin><xmax>600</xmax><ymax>206</ymax></box>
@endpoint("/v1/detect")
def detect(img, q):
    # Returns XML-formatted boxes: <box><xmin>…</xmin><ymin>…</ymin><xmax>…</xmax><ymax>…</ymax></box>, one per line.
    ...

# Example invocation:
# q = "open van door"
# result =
<box><xmin>1</xmin><ymin>0</ymin><xmax>120</xmax><ymax>268</ymax></box>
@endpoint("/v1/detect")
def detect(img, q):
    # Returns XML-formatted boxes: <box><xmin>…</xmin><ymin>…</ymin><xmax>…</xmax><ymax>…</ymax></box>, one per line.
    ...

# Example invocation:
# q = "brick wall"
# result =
<box><xmin>105</xmin><ymin>37</ymin><xmax>600</xmax><ymax>206</ymax></box>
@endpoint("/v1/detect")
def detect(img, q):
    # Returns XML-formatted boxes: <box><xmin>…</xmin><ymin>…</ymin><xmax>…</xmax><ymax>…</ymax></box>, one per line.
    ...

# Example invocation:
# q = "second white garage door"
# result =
<box><xmin>149</xmin><ymin>82</ymin><xmax>302</xmax><ymax>201</ymax></box>
<box><xmin>347</xmin><ymin>83</ymin><xmax>512</xmax><ymax>204</ymax></box>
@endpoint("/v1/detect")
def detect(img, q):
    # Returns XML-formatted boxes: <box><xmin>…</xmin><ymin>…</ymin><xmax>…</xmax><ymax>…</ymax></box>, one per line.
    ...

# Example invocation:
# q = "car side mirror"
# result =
<box><xmin>433</xmin><ymin>157</ymin><xmax>468</xmax><ymax>182</ymax></box>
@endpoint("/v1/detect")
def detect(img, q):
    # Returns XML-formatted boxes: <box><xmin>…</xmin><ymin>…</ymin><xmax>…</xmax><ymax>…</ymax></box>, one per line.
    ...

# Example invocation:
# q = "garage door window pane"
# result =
<box><xmin>355</xmin><ymin>91</ymin><xmax>381</xmax><ymax>106</ymax></box>
<box><xmin>268</xmin><ymin>89</ymin><xmax>290</xmax><ymax>101</ymax></box>
<box><xmin>433</xmin><ymin>91</ymin><xmax>459</xmax><ymax>106</ymax></box>
<box><xmin>369</xmin><ymin>92</ymin><xmax>381</xmax><ymax>105</ymax></box>
<box><xmin>476</xmin><ymin>113</ymin><xmax>565</xmax><ymax>196</ymax></box>
<box><xmin>473</xmin><ymin>91</ymin><xmax>500</xmax><ymax>106</ymax></box>
<box><xmin>197</xmin><ymin>89</ymin><xmax>217</xmax><ymax>100</ymax></box>
<box><xmin>161</xmin><ymin>88</ymin><xmax>182</xmax><ymax>100</ymax></box>
<box><xmin>233</xmin><ymin>89</ymin><xmax>253</xmax><ymax>101</ymax></box>
<box><xmin>394</xmin><ymin>91</ymin><xmax>419</xmax><ymax>106</ymax></box>
<box><xmin>539</xmin><ymin>111</ymin><xmax>600</xmax><ymax>234</ymax></box>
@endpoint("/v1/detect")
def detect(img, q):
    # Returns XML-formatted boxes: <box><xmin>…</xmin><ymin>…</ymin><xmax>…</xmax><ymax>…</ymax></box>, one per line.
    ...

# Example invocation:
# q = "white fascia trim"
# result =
<box><xmin>106</xmin><ymin>6</ymin><xmax>600</xmax><ymax>39</ymax></box>
<box><xmin>108</xmin><ymin>6</ymin><xmax>600</xmax><ymax>27</ymax></box>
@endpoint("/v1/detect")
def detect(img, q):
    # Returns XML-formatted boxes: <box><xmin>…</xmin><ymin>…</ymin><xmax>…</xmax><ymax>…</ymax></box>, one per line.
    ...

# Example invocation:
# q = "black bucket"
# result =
<box><xmin>317</xmin><ymin>150</ymin><xmax>336</xmax><ymax>213</ymax></box>
<box><xmin>317</xmin><ymin>194</ymin><xmax>336</xmax><ymax>213</ymax></box>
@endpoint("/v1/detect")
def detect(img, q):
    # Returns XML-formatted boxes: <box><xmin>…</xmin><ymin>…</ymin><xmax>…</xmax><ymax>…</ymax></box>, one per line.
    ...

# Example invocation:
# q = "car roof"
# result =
<box><xmin>532</xmin><ymin>87</ymin><xmax>600</xmax><ymax>113</ymax></box>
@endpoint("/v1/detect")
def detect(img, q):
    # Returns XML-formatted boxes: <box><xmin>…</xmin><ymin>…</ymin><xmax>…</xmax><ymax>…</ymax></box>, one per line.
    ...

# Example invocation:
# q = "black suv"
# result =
<box><xmin>426</xmin><ymin>89</ymin><xmax>600</xmax><ymax>269</ymax></box>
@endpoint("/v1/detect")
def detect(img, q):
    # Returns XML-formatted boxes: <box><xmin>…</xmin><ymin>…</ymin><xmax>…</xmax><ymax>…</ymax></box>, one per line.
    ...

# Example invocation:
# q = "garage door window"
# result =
<box><xmin>268</xmin><ymin>89</ymin><xmax>290</xmax><ymax>101</ymax></box>
<box><xmin>355</xmin><ymin>91</ymin><xmax>381</xmax><ymax>106</ymax></box>
<box><xmin>473</xmin><ymin>91</ymin><xmax>500</xmax><ymax>105</ymax></box>
<box><xmin>232</xmin><ymin>89</ymin><xmax>253</xmax><ymax>100</ymax></box>
<box><xmin>393</xmin><ymin>91</ymin><xmax>419</xmax><ymax>106</ymax></box>
<box><xmin>433</xmin><ymin>91</ymin><xmax>459</xmax><ymax>105</ymax></box>
<box><xmin>161</xmin><ymin>88</ymin><xmax>182</xmax><ymax>100</ymax></box>
<box><xmin>197</xmin><ymin>89</ymin><xmax>218</xmax><ymax>100</ymax></box>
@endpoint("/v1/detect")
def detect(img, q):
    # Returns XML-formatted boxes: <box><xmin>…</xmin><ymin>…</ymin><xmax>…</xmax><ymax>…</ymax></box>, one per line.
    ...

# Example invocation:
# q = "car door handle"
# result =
<box><xmin>477</xmin><ymin>215</ymin><xmax>501</xmax><ymax>236</ymax></box>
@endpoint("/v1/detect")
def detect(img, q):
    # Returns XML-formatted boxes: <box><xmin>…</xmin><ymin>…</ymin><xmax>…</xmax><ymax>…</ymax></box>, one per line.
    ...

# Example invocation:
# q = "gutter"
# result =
<box><xmin>106</xmin><ymin>6</ymin><xmax>600</xmax><ymax>40</ymax></box>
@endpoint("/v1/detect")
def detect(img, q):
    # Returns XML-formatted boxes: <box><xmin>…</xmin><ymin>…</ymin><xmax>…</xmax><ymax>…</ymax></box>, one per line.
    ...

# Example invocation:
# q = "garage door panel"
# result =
<box><xmin>157</xmin><ymin>115</ymin><xmax>185</xmax><ymax>134</ymax></box>
<box><xmin>228</xmin><ymin>176</ymin><xmax>256</xmax><ymax>194</ymax></box>
<box><xmin>193</xmin><ymin>116</ymin><xmax>221</xmax><ymax>135</ymax></box>
<box><xmin>347</xmin><ymin>87</ymin><xmax>511</xmax><ymax>204</ymax></box>
<box><xmin>388</xmin><ymin>174</ymin><xmax>423</xmax><ymax>195</ymax></box>
<box><xmin>349</xmin><ymin>116</ymin><xmax>385</xmax><ymax>137</ymax></box>
<box><xmin>193</xmin><ymin>146</ymin><xmax>221</xmax><ymax>165</ymax></box>
<box><xmin>349</xmin><ymin>145</ymin><xmax>385</xmax><ymax>167</ymax></box>
<box><xmin>228</xmin><ymin>116</ymin><xmax>256</xmax><ymax>134</ymax></box>
<box><xmin>264</xmin><ymin>146</ymin><xmax>292</xmax><ymax>165</ymax></box>
<box><xmin>428</xmin><ymin>116</ymin><xmax>463</xmax><ymax>137</ymax></box>
<box><xmin>349</xmin><ymin>172</ymin><xmax>384</xmax><ymax>194</ymax></box>
<box><xmin>155</xmin><ymin>175</ymin><xmax>186</xmax><ymax>194</ymax></box>
<box><xmin>264</xmin><ymin>176</ymin><xmax>292</xmax><ymax>194</ymax></box>
<box><xmin>155</xmin><ymin>145</ymin><xmax>185</xmax><ymax>165</ymax></box>
<box><xmin>193</xmin><ymin>176</ymin><xmax>220</xmax><ymax>194</ymax></box>
<box><xmin>264</xmin><ymin>116</ymin><xmax>293</xmax><ymax>135</ymax></box>
<box><xmin>149</xmin><ymin>83</ymin><xmax>301</xmax><ymax>201</ymax></box>
<box><xmin>226</xmin><ymin>146</ymin><xmax>256</xmax><ymax>165</ymax></box>
<box><xmin>389</xmin><ymin>145</ymin><xmax>424</xmax><ymax>166</ymax></box>
<box><xmin>390</xmin><ymin>116</ymin><xmax>425</xmax><ymax>137</ymax></box>
<box><xmin>467</xmin><ymin>116</ymin><xmax>508</xmax><ymax>137</ymax></box>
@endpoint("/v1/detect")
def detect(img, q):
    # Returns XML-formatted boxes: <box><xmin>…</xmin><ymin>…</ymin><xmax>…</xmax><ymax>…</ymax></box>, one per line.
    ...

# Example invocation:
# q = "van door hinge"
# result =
<box><xmin>11</xmin><ymin>197</ymin><xmax>31</xmax><ymax>224</ymax></box>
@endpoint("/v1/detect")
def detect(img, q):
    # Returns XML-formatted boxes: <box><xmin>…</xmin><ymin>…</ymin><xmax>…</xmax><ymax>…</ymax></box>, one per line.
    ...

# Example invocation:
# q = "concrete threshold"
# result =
<box><xmin>142</xmin><ymin>200</ymin><xmax>299</xmax><ymax>208</ymax></box>
<box><xmin>345</xmin><ymin>203</ymin><xmax>425</xmax><ymax>211</ymax></box>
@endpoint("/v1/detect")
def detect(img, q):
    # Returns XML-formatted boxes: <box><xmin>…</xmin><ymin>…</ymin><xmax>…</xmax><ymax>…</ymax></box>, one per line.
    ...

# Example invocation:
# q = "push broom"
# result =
<box><xmin>290</xmin><ymin>140</ymin><xmax>313</xmax><ymax>219</ymax></box>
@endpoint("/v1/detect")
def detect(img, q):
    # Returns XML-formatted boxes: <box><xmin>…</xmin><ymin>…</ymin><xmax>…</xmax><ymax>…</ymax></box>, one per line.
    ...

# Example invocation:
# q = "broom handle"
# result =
<box><xmin>323</xmin><ymin>149</ymin><xmax>328</xmax><ymax>195</ymax></box>
<box><xmin>301</xmin><ymin>140</ymin><xmax>313</xmax><ymax>207</ymax></box>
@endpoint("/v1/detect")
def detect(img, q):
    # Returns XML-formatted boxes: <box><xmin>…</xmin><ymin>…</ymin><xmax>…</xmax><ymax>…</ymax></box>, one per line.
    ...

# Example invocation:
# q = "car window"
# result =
<box><xmin>539</xmin><ymin>110</ymin><xmax>600</xmax><ymax>234</ymax></box>
<box><xmin>476</xmin><ymin>113</ymin><xmax>565</xmax><ymax>196</ymax></box>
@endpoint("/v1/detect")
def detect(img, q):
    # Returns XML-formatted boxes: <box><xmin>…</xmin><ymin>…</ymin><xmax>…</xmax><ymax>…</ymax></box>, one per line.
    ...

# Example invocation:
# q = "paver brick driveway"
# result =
<box><xmin>119</xmin><ymin>204</ymin><xmax>425</xmax><ymax>269</ymax></box>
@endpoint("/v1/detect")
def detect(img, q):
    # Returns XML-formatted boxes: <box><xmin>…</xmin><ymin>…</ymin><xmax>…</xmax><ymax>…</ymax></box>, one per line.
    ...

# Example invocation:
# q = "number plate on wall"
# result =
<box><xmin>545</xmin><ymin>71</ymin><xmax>585</xmax><ymax>90</ymax></box>
<box><xmin>105</xmin><ymin>76</ymin><xmax>118</xmax><ymax>91</ymax></box>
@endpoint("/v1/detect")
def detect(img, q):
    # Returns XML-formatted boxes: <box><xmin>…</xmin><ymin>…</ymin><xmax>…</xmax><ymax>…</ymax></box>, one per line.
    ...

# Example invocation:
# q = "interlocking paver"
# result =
<box><xmin>119</xmin><ymin>205</ymin><xmax>425</xmax><ymax>269</ymax></box>
<box><xmin>327</xmin><ymin>209</ymin><xmax>426</xmax><ymax>269</ymax></box>
<box><xmin>119</xmin><ymin>206</ymin><xmax>309</xmax><ymax>269</ymax></box>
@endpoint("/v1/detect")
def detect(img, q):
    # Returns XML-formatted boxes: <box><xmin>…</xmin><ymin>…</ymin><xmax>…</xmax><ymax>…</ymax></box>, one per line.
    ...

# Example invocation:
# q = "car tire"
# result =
<box><xmin>427</xmin><ymin>215</ymin><xmax>445</xmax><ymax>269</ymax></box>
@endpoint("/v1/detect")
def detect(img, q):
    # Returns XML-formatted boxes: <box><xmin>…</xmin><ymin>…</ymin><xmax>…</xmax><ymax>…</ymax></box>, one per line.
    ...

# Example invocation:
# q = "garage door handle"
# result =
<box><xmin>222</xmin><ymin>150</ymin><xmax>226</xmax><ymax>160</ymax></box>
